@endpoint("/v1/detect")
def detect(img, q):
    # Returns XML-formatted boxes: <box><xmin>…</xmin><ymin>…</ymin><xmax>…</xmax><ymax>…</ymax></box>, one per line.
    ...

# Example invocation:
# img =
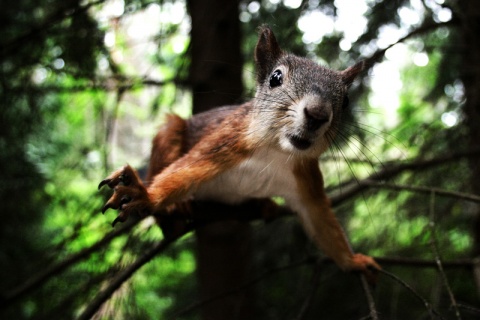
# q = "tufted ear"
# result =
<box><xmin>340</xmin><ymin>60</ymin><xmax>365</xmax><ymax>87</ymax></box>
<box><xmin>255</xmin><ymin>26</ymin><xmax>283</xmax><ymax>83</ymax></box>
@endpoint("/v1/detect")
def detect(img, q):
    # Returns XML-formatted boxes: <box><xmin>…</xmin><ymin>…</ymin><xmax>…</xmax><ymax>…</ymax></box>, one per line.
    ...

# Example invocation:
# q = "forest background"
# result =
<box><xmin>1</xmin><ymin>0</ymin><xmax>480</xmax><ymax>319</ymax></box>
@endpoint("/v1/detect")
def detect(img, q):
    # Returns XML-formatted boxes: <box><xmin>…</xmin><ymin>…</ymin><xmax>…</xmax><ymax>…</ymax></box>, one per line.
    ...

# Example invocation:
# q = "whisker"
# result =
<box><xmin>344</xmin><ymin>121</ymin><xmax>407</xmax><ymax>159</ymax></box>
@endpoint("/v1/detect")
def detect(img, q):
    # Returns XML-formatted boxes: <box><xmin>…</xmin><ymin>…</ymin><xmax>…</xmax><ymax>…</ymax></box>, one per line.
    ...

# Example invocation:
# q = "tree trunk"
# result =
<box><xmin>187</xmin><ymin>0</ymin><xmax>243</xmax><ymax>113</ymax></box>
<box><xmin>186</xmin><ymin>0</ymin><xmax>257</xmax><ymax>319</ymax></box>
<box><xmin>458</xmin><ymin>0</ymin><xmax>480</xmax><ymax>256</ymax></box>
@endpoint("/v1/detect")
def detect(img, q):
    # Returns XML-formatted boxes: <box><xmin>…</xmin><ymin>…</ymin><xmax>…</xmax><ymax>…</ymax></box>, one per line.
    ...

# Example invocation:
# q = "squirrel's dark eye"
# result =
<box><xmin>269</xmin><ymin>69</ymin><xmax>283</xmax><ymax>88</ymax></box>
<box><xmin>342</xmin><ymin>95</ymin><xmax>349</xmax><ymax>109</ymax></box>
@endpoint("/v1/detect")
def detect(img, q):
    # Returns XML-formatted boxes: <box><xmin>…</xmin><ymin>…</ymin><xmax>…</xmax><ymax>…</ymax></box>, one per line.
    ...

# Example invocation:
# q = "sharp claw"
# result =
<box><xmin>98</xmin><ymin>179</ymin><xmax>110</xmax><ymax>190</ymax></box>
<box><xmin>112</xmin><ymin>215</ymin><xmax>125</xmax><ymax>227</ymax></box>
<box><xmin>99</xmin><ymin>165</ymin><xmax>142</xmax><ymax>227</ymax></box>
<box><xmin>101</xmin><ymin>203</ymin><xmax>111</xmax><ymax>214</ymax></box>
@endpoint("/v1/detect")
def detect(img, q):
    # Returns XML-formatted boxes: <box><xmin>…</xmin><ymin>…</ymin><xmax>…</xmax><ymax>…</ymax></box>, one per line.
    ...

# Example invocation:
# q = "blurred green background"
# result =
<box><xmin>1</xmin><ymin>0</ymin><xmax>479</xmax><ymax>319</ymax></box>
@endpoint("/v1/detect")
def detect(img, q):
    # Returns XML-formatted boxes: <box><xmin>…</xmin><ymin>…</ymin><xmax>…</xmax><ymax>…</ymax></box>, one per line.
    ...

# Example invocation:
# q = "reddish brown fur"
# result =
<box><xmin>146</xmin><ymin>114</ymin><xmax>187</xmax><ymax>183</ymax></box>
<box><xmin>99</xmin><ymin>26</ymin><xmax>380</xmax><ymax>278</ymax></box>
<box><xmin>292</xmin><ymin>160</ymin><xmax>380</xmax><ymax>275</ymax></box>
<box><xmin>100</xmin><ymin>104</ymin><xmax>255</xmax><ymax>221</ymax></box>
<box><xmin>147</xmin><ymin>104</ymin><xmax>254</xmax><ymax>207</ymax></box>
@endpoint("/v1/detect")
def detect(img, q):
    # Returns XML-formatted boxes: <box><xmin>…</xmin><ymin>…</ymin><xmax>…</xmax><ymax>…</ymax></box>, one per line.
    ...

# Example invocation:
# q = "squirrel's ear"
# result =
<box><xmin>255</xmin><ymin>26</ymin><xmax>283</xmax><ymax>83</ymax></box>
<box><xmin>340</xmin><ymin>61</ymin><xmax>366</xmax><ymax>87</ymax></box>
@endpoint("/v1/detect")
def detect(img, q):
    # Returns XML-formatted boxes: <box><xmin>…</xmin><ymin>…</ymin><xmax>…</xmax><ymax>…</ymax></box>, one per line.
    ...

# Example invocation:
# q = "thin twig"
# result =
<box><xmin>363</xmin><ymin>19</ymin><xmax>459</xmax><ymax>69</ymax></box>
<box><xmin>375</xmin><ymin>256</ymin><xmax>473</xmax><ymax>269</ymax></box>
<box><xmin>8</xmin><ymin>77</ymin><xmax>186</xmax><ymax>94</ymax></box>
<box><xmin>473</xmin><ymin>257</ymin><xmax>480</xmax><ymax>297</ymax></box>
<box><xmin>295</xmin><ymin>263</ymin><xmax>323</xmax><ymax>320</ymax></box>
<box><xmin>171</xmin><ymin>257</ymin><xmax>315</xmax><ymax>319</ymax></box>
<box><xmin>1</xmin><ymin>0</ymin><xmax>107</xmax><ymax>59</ymax></box>
<box><xmin>378</xmin><ymin>269</ymin><xmax>444</xmax><ymax>319</ymax></box>
<box><xmin>428</xmin><ymin>191</ymin><xmax>462</xmax><ymax>319</ymax></box>
<box><xmin>76</xmin><ymin>232</ymin><xmax>185</xmax><ymax>320</ymax></box>
<box><xmin>457</xmin><ymin>303</ymin><xmax>480</xmax><ymax>315</ymax></box>
<box><xmin>103</xmin><ymin>87</ymin><xmax>125</xmax><ymax>173</ymax></box>
<box><xmin>329</xmin><ymin>149</ymin><xmax>480</xmax><ymax>207</ymax></box>
<box><xmin>359</xmin><ymin>275</ymin><xmax>379</xmax><ymax>320</ymax></box>
<box><xmin>3</xmin><ymin>151</ymin><xmax>478</xmax><ymax>308</ymax></box>
<box><xmin>360</xmin><ymin>180</ymin><xmax>480</xmax><ymax>203</ymax></box>
<box><xmin>1</xmin><ymin>218</ymin><xmax>139</xmax><ymax>308</ymax></box>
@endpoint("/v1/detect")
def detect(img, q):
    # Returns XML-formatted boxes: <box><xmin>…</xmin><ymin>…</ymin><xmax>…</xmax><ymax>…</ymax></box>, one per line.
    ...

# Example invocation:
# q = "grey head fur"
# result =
<box><xmin>250</xmin><ymin>26</ymin><xmax>364</xmax><ymax>158</ymax></box>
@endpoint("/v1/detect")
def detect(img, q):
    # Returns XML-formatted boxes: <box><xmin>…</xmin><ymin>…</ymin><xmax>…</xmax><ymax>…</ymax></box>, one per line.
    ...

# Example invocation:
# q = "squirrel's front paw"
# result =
<box><xmin>99</xmin><ymin>165</ymin><xmax>152</xmax><ymax>226</ymax></box>
<box><xmin>349</xmin><ymin>253</ymin><xmax>381</xmax><ymax>284</ymax></box>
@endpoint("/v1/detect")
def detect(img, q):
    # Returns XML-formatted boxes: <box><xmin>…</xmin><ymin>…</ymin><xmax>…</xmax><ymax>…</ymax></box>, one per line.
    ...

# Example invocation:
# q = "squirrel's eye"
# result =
<box><xmin>342</xmin><ymin>95</ymin><xmax>349</xmax><ymax>109</ymax></box>
<box><xmin>269</xmin><ymin>69</ymin><xmax>283</xmax><ymax>88</ymax></box>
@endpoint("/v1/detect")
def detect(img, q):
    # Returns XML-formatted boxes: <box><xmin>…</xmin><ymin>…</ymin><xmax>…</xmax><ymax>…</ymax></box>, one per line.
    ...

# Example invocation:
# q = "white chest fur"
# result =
<box><xmin>194</xmin><ymin>147</ymin><xmax>298</xmax><ymax>204</ymax></box>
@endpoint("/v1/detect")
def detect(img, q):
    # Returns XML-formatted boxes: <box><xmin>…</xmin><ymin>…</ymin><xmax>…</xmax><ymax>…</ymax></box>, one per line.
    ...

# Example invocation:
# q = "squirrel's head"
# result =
<box><xmin>251</xmin><ymin>26</ymin><xmax>364</xmax><ymax>157</ymax></box>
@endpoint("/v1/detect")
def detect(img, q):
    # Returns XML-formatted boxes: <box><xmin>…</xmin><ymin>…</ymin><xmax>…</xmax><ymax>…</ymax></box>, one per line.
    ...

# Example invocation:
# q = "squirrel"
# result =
<box><xmin>99</xmin><ymin>26</ymin><xmax>380</xmax><ymax>278</ymax></box>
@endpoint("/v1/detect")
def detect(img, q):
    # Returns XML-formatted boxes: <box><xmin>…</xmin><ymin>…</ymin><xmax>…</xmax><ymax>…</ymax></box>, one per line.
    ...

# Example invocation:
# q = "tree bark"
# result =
<box><xmin>187</xmin><ymin>0</ymin><xmax>243</xmax><ymax>113</ymax></box>
<box><xmin>459</xmin><ymin>0</ymin><xmax>480</xmax><ymax>256</ymax></box>
<box><xmin>186</xmin><ymin>1</ymin><xmax>257</xmax><ymax>319</ymax></box>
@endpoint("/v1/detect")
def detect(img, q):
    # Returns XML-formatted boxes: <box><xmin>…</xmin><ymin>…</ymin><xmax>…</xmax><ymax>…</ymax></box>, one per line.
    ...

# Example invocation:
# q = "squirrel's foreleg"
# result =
<box><xmin>291</xmin><ymin>160</ymin><xmax>380</xmax><ymax>280</ymax></box>
<box><xmin>100</xmin><ymin>113</ymin><xmax>251</xmax><ymax>226</ymax></box>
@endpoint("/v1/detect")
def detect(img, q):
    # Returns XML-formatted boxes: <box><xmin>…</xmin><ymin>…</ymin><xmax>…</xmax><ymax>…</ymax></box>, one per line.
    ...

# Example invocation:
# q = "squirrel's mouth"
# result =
<box><xmin>287</xmin><ymin>134</ymin><xmax>312</xmax><ymax>150</ymax></box>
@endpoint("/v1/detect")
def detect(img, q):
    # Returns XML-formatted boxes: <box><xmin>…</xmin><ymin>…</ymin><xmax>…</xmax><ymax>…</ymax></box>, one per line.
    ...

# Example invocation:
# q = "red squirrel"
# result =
<box><xmin>99</xmin><ymin>26</ymin><xmax>380</xmax><ymax>277</ymax></box>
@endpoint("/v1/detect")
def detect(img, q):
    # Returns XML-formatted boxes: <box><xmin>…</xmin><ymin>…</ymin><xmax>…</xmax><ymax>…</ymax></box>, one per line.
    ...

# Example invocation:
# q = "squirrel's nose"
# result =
<box><xmin>304</xmin><ymin>106</ymin><xmax>330</xmax><ymax>131</ymax></box>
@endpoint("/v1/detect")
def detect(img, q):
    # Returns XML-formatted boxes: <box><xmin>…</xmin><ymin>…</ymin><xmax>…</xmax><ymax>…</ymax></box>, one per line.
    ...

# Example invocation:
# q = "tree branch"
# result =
<box><xmin>359</xmin><ymin>274</ymin><xmax>379</xmax><ymax>320</ymax></box>
<box><xmin>363</xmin><ymin>18</ymin><xmax>459</xmax><ymax>69</ymax></box>
<box><xmin>171</xmin><ymin>257</ymin><xmax>314</xmax><ymax>319</ymax></box>
<box><xmin>0</xmin><ymin>218</ymin><xmax>139</xmax><ymax>308</ymax></box>
<box><xmin>329</xmin><ymin>149</ymin><xmax>480</xmax><ymax>207</ymax></box>
<box><xmin>457</xmin><ymin>303</ymin><xmax>480</xmax><ymax>316</ymax></box>
<box><xmin>378</xmin><ymin>269</ymin><xmax>444</xmax><ymax>319</ymax></box>
<box><xmin>474</xmin><ymin>257</ymin><xmax>480</xmax><ymax>297</ymax></box>
<box><xmin>8</xmin><ymin>77</ymin><xmax>188</xmax><ymax>95</ymax></box>
<box><xmin>429</xmin><ymin>192</ymin><xmax>462</xmax><ymax>319</ymax></box>
<box><xmin>76</xmin><ymin>231</ymin><xmax>185</xmax><ymax>320</ymax></box>
<box><xmin>3</xmin><ymin>150</ymin><xmax>478</xmax><ymax>309</ymax></box>
<box><xmin>1</xmin><ymin>0</ymin><xmax>107</xmax><ymax>60</ymax></box>
<box><xmin>359</xmin><ymin>180</ymin><xmax>480</xmax><ymax>203</ymax></box>
<box><xmin>375</xmin><ymin>256</ymin><xmax>474</xmax><ymax>269</ymax></box>
<box><xmin>294</xmin><ymin>263</ymin><xmax>323</xmax><ymax>320</ymax></box>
